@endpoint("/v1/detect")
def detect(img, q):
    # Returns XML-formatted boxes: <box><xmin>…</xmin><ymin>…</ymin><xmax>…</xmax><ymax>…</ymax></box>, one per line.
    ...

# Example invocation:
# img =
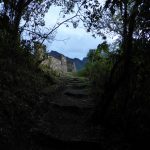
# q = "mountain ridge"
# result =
<box><xmin>48</xmin><ymin>50</ymin><xmax>88</xmax><ymax>71</ymax></box>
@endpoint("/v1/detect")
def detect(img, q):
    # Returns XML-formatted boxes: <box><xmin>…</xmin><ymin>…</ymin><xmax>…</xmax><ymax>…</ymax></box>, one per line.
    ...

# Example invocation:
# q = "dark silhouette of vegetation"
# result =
<box><xmin>0</xmin><ymin>0</ymin><xmax>150</xmax><ymax>150</ymax></box>
<box><xmin>82</xmin><ymin>0</ymin><xmax>150</xmax><ymax>149</ymax></box>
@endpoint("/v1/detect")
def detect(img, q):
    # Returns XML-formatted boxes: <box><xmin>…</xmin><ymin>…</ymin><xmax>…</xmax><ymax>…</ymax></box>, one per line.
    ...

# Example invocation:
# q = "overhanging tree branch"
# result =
<box><xmin>40</xmin><ymin>2</ymin><xmax>84</xmax><ymax>44</ymax></box>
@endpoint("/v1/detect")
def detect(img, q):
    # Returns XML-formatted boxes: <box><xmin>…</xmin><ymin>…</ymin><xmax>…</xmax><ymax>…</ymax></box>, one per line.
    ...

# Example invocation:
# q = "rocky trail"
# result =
<box><xmin>32</xmin><ymin>75</ymin><xmax>103</xmax><ymax>149</ymax></box>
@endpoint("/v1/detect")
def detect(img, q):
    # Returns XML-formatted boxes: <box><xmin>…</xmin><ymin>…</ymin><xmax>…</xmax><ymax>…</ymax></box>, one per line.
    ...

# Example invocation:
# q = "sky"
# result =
<box><xmin>44</xmin><ymin>2</ymin><xmax>116</xmax><ymax>60</ymax></box>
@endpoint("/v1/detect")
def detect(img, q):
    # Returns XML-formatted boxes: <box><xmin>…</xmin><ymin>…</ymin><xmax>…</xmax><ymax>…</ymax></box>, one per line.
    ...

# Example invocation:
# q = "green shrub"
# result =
<box><xmin>0</xmin><ymin>39</ymin><xmax>57</xmax><ymax>149</ymax></box>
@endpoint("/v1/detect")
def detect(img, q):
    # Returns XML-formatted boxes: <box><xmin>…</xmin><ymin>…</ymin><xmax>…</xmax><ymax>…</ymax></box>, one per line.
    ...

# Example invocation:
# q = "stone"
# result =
<box><xmin>35</xmin><ymin>44</ymin><xmax>77</xmax><ymax>74</ymax></box>
<box><xmin>41</xmin><ymin>54</ymin><xmax>76</xmax><ymax>74</ymax></box>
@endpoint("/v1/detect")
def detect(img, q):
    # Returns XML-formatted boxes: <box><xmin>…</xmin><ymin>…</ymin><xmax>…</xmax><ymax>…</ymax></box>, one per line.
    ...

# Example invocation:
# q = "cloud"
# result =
<box><xmin>44</xmin><ymin>4</ymin><xmax>116</xmax><ymax>59</ymax></box>
<box><xmin>44</xmin><ymin>7</ymin><xmax>102</xmax><ymax>59</ymax></box>
<box><xmin>46</xmin><ymin>25</ymin><xmax>102</xmax><ymax>59</ymax></box>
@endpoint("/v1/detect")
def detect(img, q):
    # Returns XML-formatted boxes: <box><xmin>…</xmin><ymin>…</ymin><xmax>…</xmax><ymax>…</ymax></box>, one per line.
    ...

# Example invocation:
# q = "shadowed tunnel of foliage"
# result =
<box><xmin>0</xmin><ymin>0</ymin><xmax>150</xmax><ymax>150</ymax></box>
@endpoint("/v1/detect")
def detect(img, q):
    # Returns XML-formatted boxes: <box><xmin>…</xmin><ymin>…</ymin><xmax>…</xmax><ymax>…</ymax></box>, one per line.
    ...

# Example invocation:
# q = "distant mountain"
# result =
<box><xmin>48</xmin><ymin>51</ymin><xmax>88</xmax><ymax>71</ymax></box>
<box><xmin>70</xmin><ymin>57</ymin><xmax>88</xmax><ymax>71</ymax></box>
<box><xmin>48</xmin><ymin>51</ymin><xmax>62</xmax><ymax>60</ymax></box>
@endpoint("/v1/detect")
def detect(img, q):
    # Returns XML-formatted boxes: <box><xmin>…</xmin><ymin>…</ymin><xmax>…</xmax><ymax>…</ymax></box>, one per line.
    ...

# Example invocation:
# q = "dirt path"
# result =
<box><xmin>52</xmin><ymin>76</ymin><xmax>94</xmax><ymax>108</ymax></box>
<box><xmin>31</xmin><ymin>75</ymin><xmax>134</xmax><ymax>150</ymax></box>
<box><xmin>32</xmin><ymin>75</ymin><xmax>103</xmax><ymax>149</ymax></box>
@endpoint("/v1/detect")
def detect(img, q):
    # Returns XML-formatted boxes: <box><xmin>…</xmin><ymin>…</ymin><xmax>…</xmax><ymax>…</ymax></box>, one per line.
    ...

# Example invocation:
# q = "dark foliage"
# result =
<box><xmin>0</xmin><ymin>0</ymin><xmax>150</xmax><ymax>149</ymax></box>
<box><xmin>88</xmin><ymin>0</ymin><xmax>150</xmax><ymax>148</ymax></box>
<box><xmin>0</xmin><ymin>36</ymin><xmax>56</xmax><ymax>149</ymax></box>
